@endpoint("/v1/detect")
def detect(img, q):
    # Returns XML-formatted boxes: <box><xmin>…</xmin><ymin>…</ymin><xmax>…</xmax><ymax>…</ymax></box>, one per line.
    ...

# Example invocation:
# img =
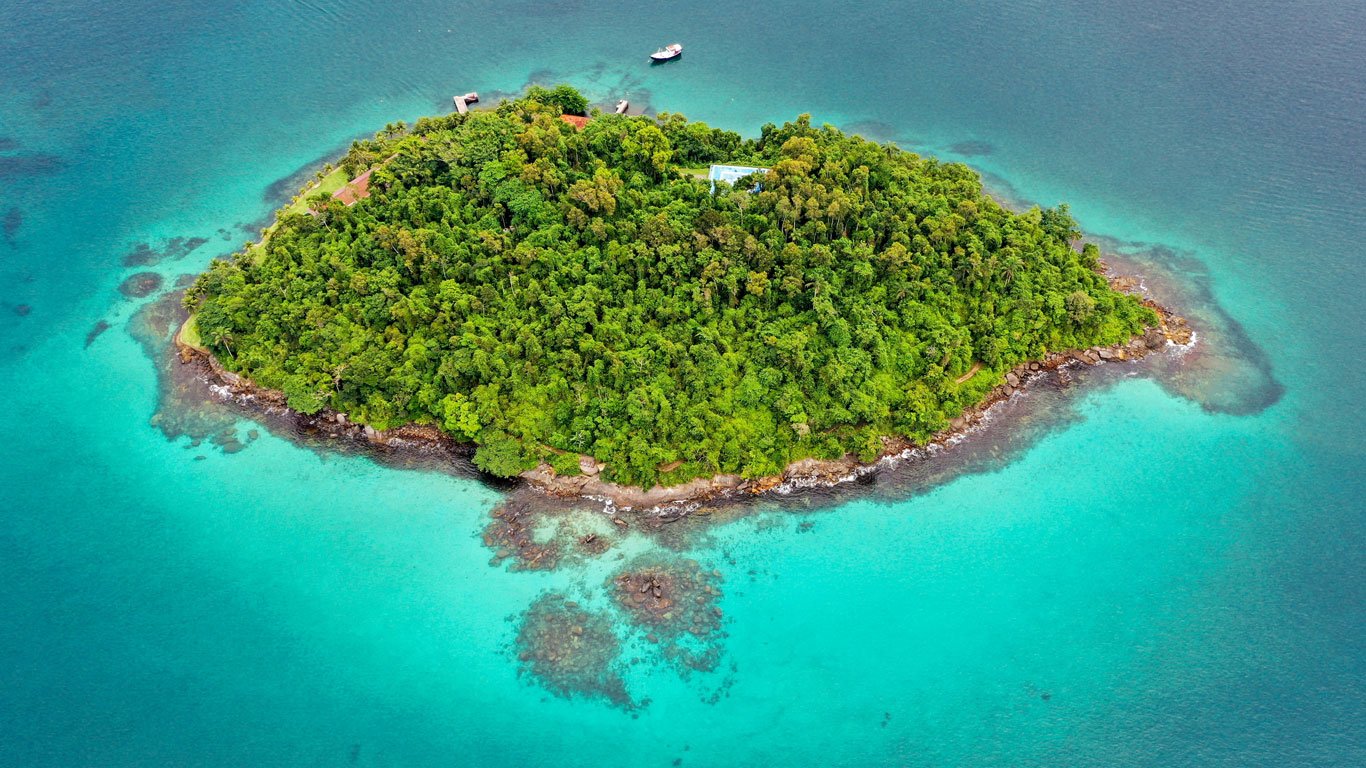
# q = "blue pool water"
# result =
<box><xmin>1</xmin><ymin>0</ymin><xmax>1362</xmax><ymax>765</ymax></box>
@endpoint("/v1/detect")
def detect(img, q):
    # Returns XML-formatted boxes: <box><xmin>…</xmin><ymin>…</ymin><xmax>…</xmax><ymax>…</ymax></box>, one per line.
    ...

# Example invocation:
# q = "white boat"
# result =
<box><xmin>650</xmin><ymin>43</ymin><xmax>683</xmax><ymax>62</ymax></box>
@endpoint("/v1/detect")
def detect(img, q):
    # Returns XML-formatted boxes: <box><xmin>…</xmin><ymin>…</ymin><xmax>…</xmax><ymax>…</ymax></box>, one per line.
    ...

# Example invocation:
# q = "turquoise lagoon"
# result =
<box><xmin>1</xmin><ymin>0</ymin><xmax>1362</xmax><ymax>765</ymax></box>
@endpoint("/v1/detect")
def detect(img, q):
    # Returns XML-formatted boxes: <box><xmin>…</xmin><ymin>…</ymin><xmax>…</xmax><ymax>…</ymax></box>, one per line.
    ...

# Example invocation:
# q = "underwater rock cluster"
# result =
<box><xmin>512</xmin><ymin>554</ymin><xmax>731</xmax><ymax>709</ymax></box>
<box><xmin>514</xmin><ymin>593</ymin><xmax>632</xmax><ymax>708</ymax></box>
<box><xmin>610</xmin><ymin>557</ymin><xmax>726</xmax><ymax>677</ymax></box>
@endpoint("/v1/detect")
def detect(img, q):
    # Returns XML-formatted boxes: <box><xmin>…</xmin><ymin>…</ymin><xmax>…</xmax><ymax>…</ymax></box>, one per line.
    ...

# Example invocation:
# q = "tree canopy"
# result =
<box><xmin>187</xmin><ymin>86</ymin><xmax>1155</xmax><ymax>487</ymax></box>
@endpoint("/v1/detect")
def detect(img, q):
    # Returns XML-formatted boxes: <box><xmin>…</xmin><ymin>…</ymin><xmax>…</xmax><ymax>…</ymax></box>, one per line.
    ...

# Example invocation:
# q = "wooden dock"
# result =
<box><xmin>453</xmin><ymin>91</ymin><xmax>479</xmax><ymax>114</ymax></box>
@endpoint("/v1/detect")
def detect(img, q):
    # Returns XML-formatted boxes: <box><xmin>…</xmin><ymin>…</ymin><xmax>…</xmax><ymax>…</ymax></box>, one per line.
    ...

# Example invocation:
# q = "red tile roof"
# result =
<box><xmin>333</xmin><ymin>168</ymin><xmax>374</xmax><ymax>206</ymax></box>
<box><xmin>559</xmin><ymin>114</ymin><xmax>590</xmax><ymax>130</ymax></box>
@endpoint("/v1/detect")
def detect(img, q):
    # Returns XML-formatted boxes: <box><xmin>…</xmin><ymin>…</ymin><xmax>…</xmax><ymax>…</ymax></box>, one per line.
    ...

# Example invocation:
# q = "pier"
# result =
<box><xmin>453</xmin><ymin>91</ymin><xmax>479</xmax><ymax>114</ymax></box>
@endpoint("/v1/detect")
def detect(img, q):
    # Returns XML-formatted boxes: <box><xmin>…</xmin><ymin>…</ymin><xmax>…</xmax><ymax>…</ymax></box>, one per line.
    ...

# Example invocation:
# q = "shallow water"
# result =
<box><xmin>2</xmin><ymin>0</ymin><xmax>1363</xmax><ymax>765</ymax></box>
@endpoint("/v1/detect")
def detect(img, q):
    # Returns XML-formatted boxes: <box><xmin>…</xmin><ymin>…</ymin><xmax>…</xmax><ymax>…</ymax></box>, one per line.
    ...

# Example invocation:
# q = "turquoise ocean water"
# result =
<box><xmin>1</xmin><ymin>0</ymin><xmax>1362</xmax><ymax>764</ymax></box>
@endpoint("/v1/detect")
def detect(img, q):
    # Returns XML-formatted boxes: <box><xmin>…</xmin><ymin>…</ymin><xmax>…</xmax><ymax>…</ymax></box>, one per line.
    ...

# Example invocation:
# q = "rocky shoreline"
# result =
<box><xmin>175</xmin><ymin>277</ymin><xmax>1192</xmax><ymax>509</ymax></box>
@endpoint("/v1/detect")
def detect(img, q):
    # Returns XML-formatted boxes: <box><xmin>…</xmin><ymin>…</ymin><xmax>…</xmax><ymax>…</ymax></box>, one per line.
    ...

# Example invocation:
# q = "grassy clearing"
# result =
<box><xmin>246</xmin><ymin>166</ymin><xmax>351</xmax><ymax>265</ymax></box>
<box><xmin>191</xmin><ymin>164</ymin><xmax>352</xmax><ymax>342</ymax></box>
<box><xmin>176</xmin><ymin>314</ymin><xmax>206</xmax><ymax>352</ymax></box>
<box><xmin>282</xmin><ymin>166</ymin><xmax>350</xmax><ymax>218</ymax></box>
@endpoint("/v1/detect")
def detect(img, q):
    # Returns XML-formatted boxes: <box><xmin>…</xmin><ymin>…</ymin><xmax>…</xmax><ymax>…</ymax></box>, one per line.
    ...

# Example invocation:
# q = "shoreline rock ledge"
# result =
<box><xmin>176</xmin><ymin>293</ymin><xmax>1192</xmax><ymax>510</ymax></box>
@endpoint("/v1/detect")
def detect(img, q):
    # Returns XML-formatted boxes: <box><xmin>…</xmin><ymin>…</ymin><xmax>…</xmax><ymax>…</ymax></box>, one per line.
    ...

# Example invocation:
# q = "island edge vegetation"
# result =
<box><xmin>185</xmin><ymin>86</ymin><xmax>1157</xmax><ymax>489</ymax></box>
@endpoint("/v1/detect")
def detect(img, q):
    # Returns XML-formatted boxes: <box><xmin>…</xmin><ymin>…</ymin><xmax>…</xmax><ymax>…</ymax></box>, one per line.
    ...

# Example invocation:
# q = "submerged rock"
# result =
<box><xmin>84</xmin><ymin>320</ymin><xmax>110</xmax><ymax>348</ymax></box>
<box><xmin>3</xmin><ymin>206</ymin><xmax>21</xmax><ymax>242</ymax></box>
<box><xmin>122</xmin><ymin>236</ymin><xmax>209</xmax><ymax>267</ymax></box>
<box><xmin>119</xmin><ymin>272</ymin><xmax>165</xmax><ymax>298</ymax></box>
<box><xmin>514</xmin><ymin>593</ymin><xmax>633</xmax><ymax>709</ymax></box>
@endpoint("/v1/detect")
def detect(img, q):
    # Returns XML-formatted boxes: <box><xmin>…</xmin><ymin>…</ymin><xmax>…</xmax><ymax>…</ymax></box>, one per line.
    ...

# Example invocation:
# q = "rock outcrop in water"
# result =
<box><xmin>611</xmin><ymin>557</ymin><xmax>726</xmax><ymax>677</ymax></box>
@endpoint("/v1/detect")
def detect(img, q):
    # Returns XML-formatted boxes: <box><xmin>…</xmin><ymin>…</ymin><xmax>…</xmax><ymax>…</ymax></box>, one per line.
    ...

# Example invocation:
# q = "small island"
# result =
<box><xmin>182</xmin><ymin>86</ymin><xmax>1183</xmax><ymax>503</ymax></box>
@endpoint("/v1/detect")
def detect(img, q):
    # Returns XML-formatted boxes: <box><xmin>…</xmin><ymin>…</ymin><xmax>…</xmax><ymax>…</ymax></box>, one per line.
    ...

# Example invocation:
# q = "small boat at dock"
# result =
<box><xmin>615</xmin><ymin>99</ymin><xmax>630</xmax><ymax>114</ymax></box>
<box><xmin>650</xmin><ymin>43</ymin><xmax>683</xmax><ymax>63</ymax></box>
<box><xmin>452</xmin><ymin>91</ymin><xmax>479</xmax><ymax>114</ymax></box>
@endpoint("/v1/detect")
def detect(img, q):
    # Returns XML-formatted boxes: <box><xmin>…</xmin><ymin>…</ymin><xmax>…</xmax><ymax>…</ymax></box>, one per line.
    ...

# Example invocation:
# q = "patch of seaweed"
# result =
<box><xmin>253</xmin><ymin>140</ymin><xmax>361</xmax><ymax>232</ymax></box>
<box><xmin>262</xmin><ymin>149</ymin><xmax>344</xmax><ymax>207</ymax></box>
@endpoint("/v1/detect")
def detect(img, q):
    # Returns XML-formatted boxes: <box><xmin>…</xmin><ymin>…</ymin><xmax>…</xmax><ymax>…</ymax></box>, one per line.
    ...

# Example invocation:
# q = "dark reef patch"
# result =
<box><xmin>1096</xmin><ymin>241</ymin><xmax>1283</xmax><ymax>415</ymax></box>
<box><xmin>259</xmin><ymin>139</ymin><xmax>360</xmax><ymax>209</ymax></box>
<box><xmin>263</xmin><ymin>155</ymin><xmax>333</xmax><ymax>207</ymax></box>
<box><xmin>13</xmin><ymin>304</ymin><xmax>32</xmax><ymax>317</ymax></box>
<box><xmin>484</xmin><ymin>494</ymin><xmax>623</xmax><ymax>571</ymax></box>
<box><xmin>0</xmin><ymin>153</ymin><xmax>64</xmax><ymax>178</ymax></box>
<box><xmin>84</xmin><ymin>320</ymin><xmax>110</xmax><ymax>348</ymax></box>
<box><xmin>122</xmin><ymin>236</ymin><xmax>209</xmax><ymax>267</ymax></box>
<box><xmin>0</xmin><ymin>138</ymin><xmax>18</xmax><ymax>152</ymax></box>
<box><xmin>123</xmin><ymin>244</ymin><xmax>157</xmax><ymax>267</ymax></box>
<box><xmin>525</xmin><ymin>68</ymin><xmax>561</xmax><ymax>86</ymax></box>
<box><xmin>974</xmin><ymin>168</ymin><xmax>1282</xmax><ymax>416</ymax></box>
<box><xmin>515</xmin><ymin>593</ymin><xmax>633</xmax><ymax>708</ymax></box>
<box><xmin>208</xmin><ymin>425</ymin><xmax>257</xmax><ymax>454</ymax></box>
<box><xmin>171</xmin><ymin>237</ymin><xmax>210</xmax><ymax>261</ymax></box>
<box><xmin>132</xmin><ymin>291</ymin><xmax>241</xmax><ymax>446</ymax></box>
<box><xmin>3</xmin><ymin>207</ymin><xmax>21</xmax><ymax>244</ymax></box>
<box><xmin>510</xmin><ymin>555</ymin><xmax>733</xmax><ymax>708</ymax></box>
<box><xmin>236</xmin><ymin>144</ymin><xmax>354</xmax><ymax>239</ymax></box>
<box><xmin>238</xmin><ymin>220</ymin><xmax>265</xmax><ymax>237</ymax></box>
<box><xmin>118</xmin><ymin>272</ymin><xmax>165</xmax><ymax>298</ymax></box>
<box><xmin>610</xmin><ymin>556</ymin><xmax>727</xmax><ymax>679</ymax></box>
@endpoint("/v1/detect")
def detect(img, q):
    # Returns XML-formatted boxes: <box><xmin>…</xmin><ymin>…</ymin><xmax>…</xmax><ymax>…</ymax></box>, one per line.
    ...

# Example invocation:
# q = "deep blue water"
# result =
<box><xmin>1</xmin><ymin>0</ymin><xmax>1362</xmax><ymax>765</ymax></box>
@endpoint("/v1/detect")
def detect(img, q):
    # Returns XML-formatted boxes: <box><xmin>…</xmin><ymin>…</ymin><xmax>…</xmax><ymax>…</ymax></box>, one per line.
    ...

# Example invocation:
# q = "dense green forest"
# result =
<box><xmin>186</xmin><ymin>87</ymin><xmax>1155</xmax><ymax>487</ymax></box>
